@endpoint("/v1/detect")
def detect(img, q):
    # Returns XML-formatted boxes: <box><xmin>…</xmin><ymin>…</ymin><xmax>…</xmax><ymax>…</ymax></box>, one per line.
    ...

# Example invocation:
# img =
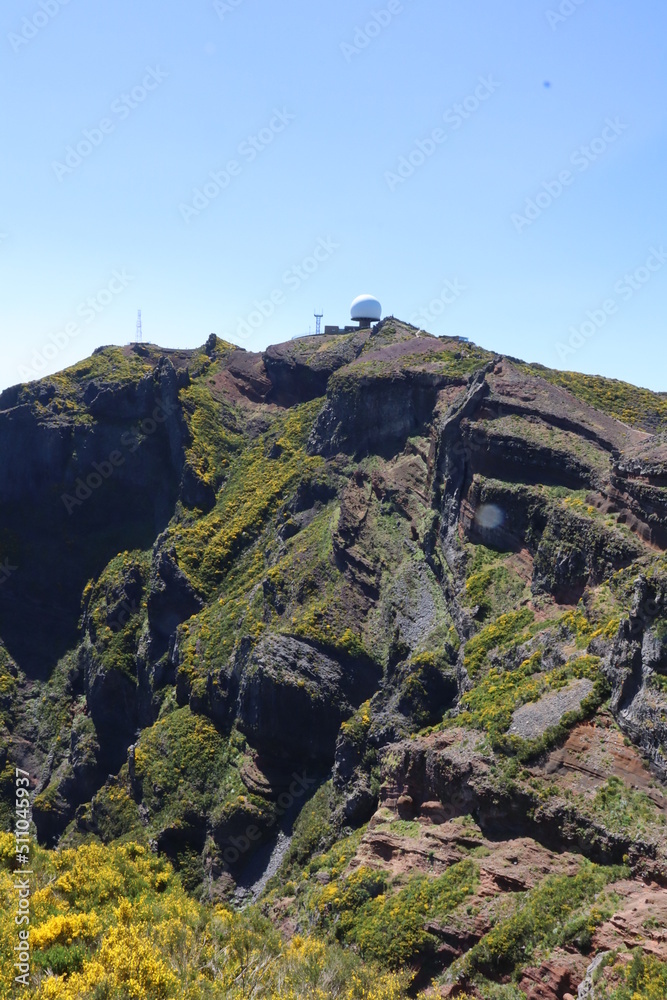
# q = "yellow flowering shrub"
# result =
<box><xmin>608</xmin><ymin>951</ymin><xmax>667</xmax><ymax>1000</ymax></box>
<box><xmin>519</xmin><ymin>365</ymin><xmax>667</xmax><ymax>433</ymax></box>
<box><xmin>463</xmin><ymin>608</ymin><xmax>535</xmax><ymax>677</ymax></box>
<box><xmin>0</xmin><ymin>836</ymin><xmax>408</xmax><ymax>1000</ymax></box>
<box><xmin>455</xmin><ymin>651</ymin><xmax>605</xmax><ymax>755</ymax></box>
<box><xmin>31</xmin><ymin>913</ymin><xmax>102</xmax><ymax>950</ymax></box>
<box><xmin>172</xmin><ymin>399</ymin><xmax>325</xmax><ymax>597</ymax></box>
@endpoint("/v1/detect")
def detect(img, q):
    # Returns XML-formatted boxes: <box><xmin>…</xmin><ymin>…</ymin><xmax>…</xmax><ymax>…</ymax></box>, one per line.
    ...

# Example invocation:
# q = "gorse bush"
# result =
<box><xmin>315</xmin><ymin>859</ymin><xmax>478</xmax><ymax>969</ymax></box>
<box><xmin>608</xmin><ymin>951</ymin><xmax>667</xmax><ymax>1000</ymax></box>
<box><xmin>521</xmin><ymin>365</ymin><xmax>667</xmax><ymax>432</ymax></box>
<box><xmin>462</xmin><ymin>609</ymin><xmax>535</xmax><ymax>677</ymax></box>
<box><xmin>454</xmin><ymin>651</ymin><xmax>605</xmax><ymax>755</ymax></box>
<box><xmin>466</xmin><ymin>861</ymin><xmax>627</xmax><ymax>976</ymax></box>
<box><xmin>172</xmin><ymin>399</ymin><xmax>325</xmax><ymax>596</ymax></box>
<box><xmin>0</xmin><ymin>833</ymin><xmax>408</xmax><ymax>1000</ymax></box>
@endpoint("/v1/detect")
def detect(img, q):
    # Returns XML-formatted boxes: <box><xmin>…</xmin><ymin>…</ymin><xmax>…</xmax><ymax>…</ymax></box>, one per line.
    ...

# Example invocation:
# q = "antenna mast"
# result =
<box><xmin>314</xmin><ymin>309</ymin><xmax>323</xmax><ymax>336</ymax></box>
<box><xmin>136</xmin><ymin>309</ymin><xmax>143</xmax><ymax>343</ymax></box>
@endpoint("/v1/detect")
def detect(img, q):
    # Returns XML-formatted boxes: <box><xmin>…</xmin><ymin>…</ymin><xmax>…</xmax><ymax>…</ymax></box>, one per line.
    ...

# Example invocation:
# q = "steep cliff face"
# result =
<box><xmin>1</xmin><ymin>320</ymin><xmax>667</xmax><ymax>997</ymax></box>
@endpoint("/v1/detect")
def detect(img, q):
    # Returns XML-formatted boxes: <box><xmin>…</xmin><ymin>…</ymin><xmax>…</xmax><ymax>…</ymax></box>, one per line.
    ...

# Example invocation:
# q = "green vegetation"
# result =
<box><xmin>0</xmin><ymin>834</ymin><xmax>408</xmax><ymax>1000</ymax></box>
<box><xmin>558</xmin><ymin>605</ymin><xmax>621</xmax><ymax>646</ymax></box>
<box><xmin>132</xmin><ymin>707</ymin><xmax>250</xmax><ymax>835</ymax></box>
<box><xmin>3</xmin><ymin>328</ymin><xmax>667</xmax><ymax>998</ymax></box>
<box><xmin>521</xmin><ymin>364</ymin><xmax>667</xmax><ymax>432</ymax></box>
<box><xmin>18</xmin><ymin>348</ymin><xmax>157</xmax><ymax>425</ymax></box>
<box><xmin>454</xmin><ymin>652</ymin><xmax>607</xmax><ymax>755</ymax></box>
<box><xmin>462</xmin><ymin>609</ymin><xmax>536</xmax><ymax>677</ymax></box>
<box><xmin>339</xmin><ymin>701</ymin><xmax>373</xmax><ymax>748</ymax></box>
<box><xmin>466</xmin><ymin>861</ymin><xmax>627</xmax><ymax>975</ymax></box>
<box><xmin>56</xmin><ymin>347</ymin><xmax>156</xmax><ymax>388</ymax></box>
<box><xmin>175</xmin><ymin>545</ymin><xmax>267</xmax><ymax>702</ymax></box>
<box><xmin>306</xmin><ymin>825</ymin><xmax>369</xmax><ymax>880</ymax></box>
<box><xmin>172</xmin><ymin>400</ymin><xmax>350</xmax><ymax>704</ymax></box>
<box><xmin>175</xmin><ymin>498</ymin><xmax>370</xmax><ymax>705</ymax></box>
<box><xmin>608</xmin><ymin>951</ymin><xmax>667</xmax><ymax>1000</ymax></box>
<box><xmin>475</xmin><ymin>413</ymin><xmax>610</xmax><ymax>473</ymax></box>
<box><xmin>172</xmin><ymin>398</ymin><xmax>325</xmax><ymax>596</ymax></box>
<box><xmin>0</xmin><ymin>645</ymin><xmax>18</xmax><ymax>827</ymax></box>
<box><xmin>72</xmin><ymin>708</ymin><xmax>245</xmax><ymax>852</ymax></box>
<box><xmin>179</xmin><ymin>370</ymin><xmax>244</xmax><ymax>493</ymax></box>
<box><xmin>358</xmin><ymin>323</ymin><xmax>414</xmax><ymax>353</ymax></box>
<box><xmin>397</xmin><ymin>651</ymin><xmax>458</xmax><ymax>728</ymax></box>
<box><xmin>463</xmin><ymin>562</ymin><xmax>528</xmax><ymax>621</ymax></box>
<box><xmin>71</xmin><ymin>775</ymin><xmax>145</xmax><ymax>846</ymax></box>
<box><xmin>315</xmin><ymin>859</ymin><xmax>478</xmax><ymax>968</ymax></box>
<box><xmin>267</xmin><ymin>502</ymin><xmax>358</xmax><ymax>648</ymax></box>
<box><xmin>330</xmin><ymin>344</ymin><xmax>492</xmax><ymax>392</ymax></box>
<box><xmin>589</xmin><ymin>777</ymin><xmax>665</xmax><ymax>836</ymax></box>
<box><xmin>268</xmin><ymin>782</ymin><xmax>334</xmax><ymax>885</ymax></box>
<box><xmin>0</xmin><ymin>643</ymin><xmax>19</xmax><ymax>738</ymax></box>
<box><xmin>82</xmin><ymin>549</ymin><xmax>151</xmax><ymax>680</ymax></box>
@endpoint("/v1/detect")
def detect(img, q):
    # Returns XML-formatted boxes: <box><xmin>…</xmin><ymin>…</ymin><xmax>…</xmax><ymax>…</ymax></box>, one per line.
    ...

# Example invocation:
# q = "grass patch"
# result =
<box><xmin>466</xmin><ymin>861</ymin><xmax>628</xmax><ymax>976</ymax></box>
<box><xmin>589</xmin><ymin>777</ymin><xmax>666</xmax><ymax>836</ymax></box>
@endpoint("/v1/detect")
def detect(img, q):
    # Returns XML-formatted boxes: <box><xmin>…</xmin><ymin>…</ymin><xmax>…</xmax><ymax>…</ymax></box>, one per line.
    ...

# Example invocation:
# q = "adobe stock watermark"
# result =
<box><xmin>219</xmin><ymin>770</ymin><xmax>316</xmax><ymax>869</ymax></box>
<box><xmin>8</xmin><ymin>0</ymin><xmax>73</xmax><ymax>54</ymax></box>
<box><xmin>60</xmin><ymin>397</ymin><xmax>178</xmax><ymax>515</ymax></box>
<box><xmin>555</xmin><ymin>246</ymin><xmax>667</xmax><ymax>363</ymax></box>
<box><xmin>410</xmin><ymin>278</ymin><xmax>467</xmax><ymax>327</ymax></box>
<box><xmin>546</xmin><ymin>0</ymin><xmax>588</xmax><ymax>31</ymax></box>
<box><xmin>340</xmin><ymin>0</ymin><xmax>414</xmax><ymax>63</ymax></box>
<box><xmin>179</xmin><ymin>108</ymin><xmax>295</xmax><ymax>223</ymax></box>
<box><xmin>235</xmin><ymin>236</ymin><xmax>339</xmax><ymax>340</ymax></box>
<box><xmin>385</xmin><ymin>76</ymin><xmax>501</xmax><ymax>191</ymax></box>
<box><xmin>213</xmin><ymin>0</ymin><xmax>247</xmax><ymax>19</ymax></box>
<box><xmin>17</xmin><ymin>268</ymin><xmax>134</xmax><ymax>382</ymax></box>
<box><xmin>512</xmin><ymin>118</ymin><xmax>629</xmax><ymax>233</ymax></box>
<box><xmin>14</xmin><ymin>768</ymin><xmax>32</xmax><ymax>988</ymax></box>
<box><xmin>51</xmin><ymin>67</ymin><xmax>168</xmax><ymax>181</ymax></box>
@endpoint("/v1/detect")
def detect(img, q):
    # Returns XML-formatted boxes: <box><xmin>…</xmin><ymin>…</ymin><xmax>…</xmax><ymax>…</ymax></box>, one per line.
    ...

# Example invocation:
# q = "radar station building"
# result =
<box><xmin>324</xmin><ymin>295</ymin><xmax>383</xmax><ymax>335</ymax></box>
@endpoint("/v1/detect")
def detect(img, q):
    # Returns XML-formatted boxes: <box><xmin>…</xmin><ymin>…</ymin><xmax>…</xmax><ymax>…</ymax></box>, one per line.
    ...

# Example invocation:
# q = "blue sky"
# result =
<box><xmin>1</xmin><ymin>0</ymin><xmax>666</xmax><ymax>391</ymax></box>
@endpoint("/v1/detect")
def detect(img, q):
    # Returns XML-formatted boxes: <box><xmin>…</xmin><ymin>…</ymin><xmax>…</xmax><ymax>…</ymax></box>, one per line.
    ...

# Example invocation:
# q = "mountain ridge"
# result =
<box><xmin>1</xmin><ymin>318</ymin><xmax>667</xmax><ymax>998</ymax></box>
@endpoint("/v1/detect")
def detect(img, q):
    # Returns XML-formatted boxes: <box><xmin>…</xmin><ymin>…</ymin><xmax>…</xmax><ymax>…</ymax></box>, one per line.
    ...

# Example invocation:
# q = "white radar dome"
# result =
<box><xmin>350</xmin><ymin>294</ymin><xmax>382</xmax><ymax>322</ymax></box>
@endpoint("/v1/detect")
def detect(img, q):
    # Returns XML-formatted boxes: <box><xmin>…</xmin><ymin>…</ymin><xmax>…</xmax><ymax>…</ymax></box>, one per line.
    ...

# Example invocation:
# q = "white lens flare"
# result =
<box><xmin>474</xmin><ymin>503</ymin><xmax>504</xmax><ymax>530</ymax></box>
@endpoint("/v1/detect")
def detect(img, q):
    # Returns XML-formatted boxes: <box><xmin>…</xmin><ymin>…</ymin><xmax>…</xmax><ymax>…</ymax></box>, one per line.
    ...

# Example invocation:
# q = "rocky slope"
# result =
<box><xmin>1</xmin><ymin>320</ymin><xmax>667</xmax><ymax>998</ymax></box>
